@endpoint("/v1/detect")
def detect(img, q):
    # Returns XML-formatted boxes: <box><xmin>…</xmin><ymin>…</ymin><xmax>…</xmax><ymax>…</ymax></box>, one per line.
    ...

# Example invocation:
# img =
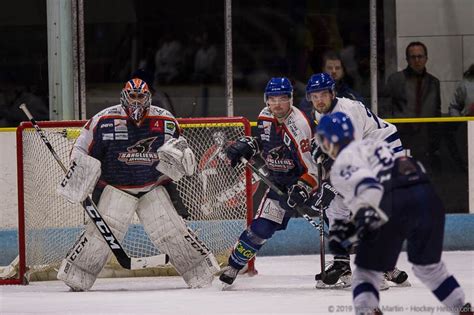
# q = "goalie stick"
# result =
<box><xmin>19</xmin><ymin>103</ymin><xmax>169</xmax><ymax>270</ymax></box>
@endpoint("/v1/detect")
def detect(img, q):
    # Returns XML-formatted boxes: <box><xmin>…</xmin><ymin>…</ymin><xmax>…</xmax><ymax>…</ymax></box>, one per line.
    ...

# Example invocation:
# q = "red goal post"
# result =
<box><xmin>1</xmin><ymin>117</ymin><xmax>255</xmax><ymax>284</ymax></box>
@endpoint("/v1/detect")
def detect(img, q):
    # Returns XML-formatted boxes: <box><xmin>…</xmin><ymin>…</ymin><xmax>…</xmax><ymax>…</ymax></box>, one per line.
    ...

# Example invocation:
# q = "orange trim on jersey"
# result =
<box><xmin>282</xmin><ymin>123</ymin><xmax>308</xmax><ymax>169</ymax></box>
<box><xmin>257</xmin><ymin>116</ymin><xmax>276</xmax><ymax>123</ymax></box>
<box><xmin>300</xmin><ymin>173</ymin><xmax>317</xmax><ymax>189</ymax></box>
<box><xmin>281</xmin><ymin>123</ymin><xmax>317</xmax><ymax>188</ymax></box>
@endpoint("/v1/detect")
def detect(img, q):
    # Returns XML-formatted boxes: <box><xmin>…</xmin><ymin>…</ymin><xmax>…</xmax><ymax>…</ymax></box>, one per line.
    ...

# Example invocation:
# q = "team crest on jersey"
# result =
<box><xmin>118</xmin><ymin>137</ymin><xmax>159</xmax><ymax>165</ymax></box>
<box><xmin>266</xmin><ymin>145</ymin><xmax>294</xmax><ymax>171</ymax></box>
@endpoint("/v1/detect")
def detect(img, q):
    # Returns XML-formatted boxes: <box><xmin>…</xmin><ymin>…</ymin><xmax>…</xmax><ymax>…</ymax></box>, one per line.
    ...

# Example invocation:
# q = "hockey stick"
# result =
<box><xmin>240</xmin><ymin>157</ymin><xmax>321</xmax><ymax>230</ymax></box>
<box><xmin>316</xmin><ymin>163</ymin><xmax>326</xmax><ymax>281</ymax></box>
<box><xmin>19</xmin><ymin>103</ymin><xmax>169</xmax><ymax>270</ymax></box>
<box><xmin>242</xmin><ymin>157</ymin><xmax>331</xmax><ymax>281</ymax></box>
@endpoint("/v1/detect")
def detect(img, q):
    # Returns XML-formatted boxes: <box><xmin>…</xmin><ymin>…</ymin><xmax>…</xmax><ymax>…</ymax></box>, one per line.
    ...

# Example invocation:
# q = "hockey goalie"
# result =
<box><xmin>56</xmin><ymin>78</ymin><xmax>220</xmax><ymax>291</ymax></box>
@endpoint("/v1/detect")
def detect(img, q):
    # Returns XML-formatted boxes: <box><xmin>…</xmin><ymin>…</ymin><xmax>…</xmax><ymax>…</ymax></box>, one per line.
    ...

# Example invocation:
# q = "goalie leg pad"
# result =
<box><xmin>57</xmin><ymin>185</ymin><xmax>138</xmax><ymax>291</ymax></box>
<box><xmin>57</xmin><ymin>152</ymin><xmax>101</xmax><ymax>204</ymax></box>
<box><xmin>156</xmin><ymin>137</ymin><xmax>196</xmax><ymax>182</ymax></box>
<box><xmin>137</xmin><ymin>186</ymin><xmax>220</xmax><ymax>288</ymax></box>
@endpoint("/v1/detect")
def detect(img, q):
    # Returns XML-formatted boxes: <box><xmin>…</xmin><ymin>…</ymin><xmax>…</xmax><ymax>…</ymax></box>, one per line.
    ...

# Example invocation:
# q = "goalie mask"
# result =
<box><xmin>120</xmin><ymin>78</ymin><xmax>152</xmax><ymax>124</ymax></box>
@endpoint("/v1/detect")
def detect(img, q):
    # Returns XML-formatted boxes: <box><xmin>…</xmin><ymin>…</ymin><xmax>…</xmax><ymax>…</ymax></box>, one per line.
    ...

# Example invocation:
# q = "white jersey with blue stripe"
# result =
<box><xmin>329</xmin><ymin>139</ymin><xmax>395</xmax><ymax>214</ymax></box>
<box><xmin>314</xmin><ymin>97</ymin><xmax>403</xmax><ymax>155</ymax></box>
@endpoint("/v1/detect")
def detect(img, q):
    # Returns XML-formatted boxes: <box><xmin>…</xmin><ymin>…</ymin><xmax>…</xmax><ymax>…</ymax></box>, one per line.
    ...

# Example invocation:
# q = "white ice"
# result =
<box><xmin>1</xmin><ymin>251</ymin><xmax>473</xmax><ymax>315</ymax></box>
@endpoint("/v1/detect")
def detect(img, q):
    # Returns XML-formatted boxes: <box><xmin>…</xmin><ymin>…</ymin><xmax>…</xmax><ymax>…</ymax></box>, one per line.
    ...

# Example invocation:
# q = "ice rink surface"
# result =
<box><xmin>1</xmin><ymin>251</ymin><xmax>473</xmax><ymax>315</ymax></box>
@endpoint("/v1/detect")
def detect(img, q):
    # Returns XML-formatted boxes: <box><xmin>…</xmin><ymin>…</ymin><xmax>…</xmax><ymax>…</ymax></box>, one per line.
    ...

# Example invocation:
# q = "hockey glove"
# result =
<box><xmin>311</xmin><ymin>140</ymin><xmax>333</xmax><ymax>179</ymax></box>
<box><xmin>226</xmin><ymin>136</ymin><xmax>261</xmax><ymax>167</ymax></box>
<box><xmin>313</xmin><ymin>182</ymin><xmax>338</xmax><ymax>211</ymax></box>
<box><xmin>328</xmin><ymin>207</ymin><xmax>384</xmax><ymax>255</ymax></box>
<box><xmin>287</xmin><ymin>180</ymin><xmax>312</xmax><ymax>208</ymax></box>
<box><xmin>328</xmin><ymin>219</ymin><xmax>357</xmax><ymax>255</ymax></box>
<box><xmin>353</xmin><ymin>206</ymin><xmax>383</xmax><ymax>241</ymax></box>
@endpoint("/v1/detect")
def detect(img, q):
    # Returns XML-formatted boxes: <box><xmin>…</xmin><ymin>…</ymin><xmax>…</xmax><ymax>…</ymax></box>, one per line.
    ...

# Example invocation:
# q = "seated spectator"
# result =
<box><xmin>449</xmin><ymin>64</ymin><xmax>474</xmax><ymax>116</ymax></box>
<box><xmin>154</xmin><ymin>35</ymin><xmax>184</xmax><ymax>85</ymax></box>
<box><xmin>384</xmin><ymin>41</ymin><xmax>441</xmax><ymax>118</ymax></box>
<box><xmin>298</xmin><ymin>50</ymin><xmax>365</xmax><ymax>116</ymax></box>
<box><xmin>193</xmin><ymin>32</ymin><xmax>217</xmax><ymax>84</ymax></box>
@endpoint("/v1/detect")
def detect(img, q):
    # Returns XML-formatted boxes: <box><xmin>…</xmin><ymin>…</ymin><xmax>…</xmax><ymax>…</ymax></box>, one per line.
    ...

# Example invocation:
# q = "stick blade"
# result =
<box><xmin>130</xmin><ymin>254</ymin><xmax>169</xmax><ymax>269</ymax></box>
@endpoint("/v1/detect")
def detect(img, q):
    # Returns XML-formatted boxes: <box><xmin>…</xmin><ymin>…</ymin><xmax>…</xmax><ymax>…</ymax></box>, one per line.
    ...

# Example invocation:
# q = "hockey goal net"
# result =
<box><xmin>1</xmin><ymin>117</ymin><xmax>255</xmax><ymax>284</ymax></box>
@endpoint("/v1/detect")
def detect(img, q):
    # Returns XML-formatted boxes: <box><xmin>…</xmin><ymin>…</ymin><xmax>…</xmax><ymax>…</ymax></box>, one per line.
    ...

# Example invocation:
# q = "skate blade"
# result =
<box><xmin>389</xmin><ymin>279</ymin><xmax>411</xmax><ymax>287</ymax></box>
<box><xmin>220</xmin><ymin>282</ymin><xmax>233</xmax><ymax>291</ymax></box>
<box><xmin>380</xmin><ymin>279</ymin><xmax>390</xmax><ymax>291</ymax></box>
<box><xmin>315</xmin><ymin>275</ymin><xmax>352</xmax><ymax>290</ymax></box>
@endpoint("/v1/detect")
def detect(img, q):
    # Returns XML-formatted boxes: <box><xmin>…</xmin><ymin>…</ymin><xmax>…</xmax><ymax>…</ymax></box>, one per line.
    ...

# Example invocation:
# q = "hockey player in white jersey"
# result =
<box><xmin>315</xmin><ymin>112</ymin><xmax>472</xmax><ymax>315</ymax></box>
<box><xmin>55</xmin><ymin>78</ymin><xmax>219</xmax><ymax>291</ymax></box>
<box><xmin>306</xmin><ymin>72</ymin><xmax>408</xmax><ymax>288</ymax></box>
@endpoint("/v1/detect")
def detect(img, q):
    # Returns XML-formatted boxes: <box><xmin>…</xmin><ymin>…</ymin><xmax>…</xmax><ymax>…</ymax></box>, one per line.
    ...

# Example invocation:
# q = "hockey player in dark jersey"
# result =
<box><xmin>316</xmin><ymin>112</ymin><xmax>472</xmax><ymax>315</ymax></box>
<box><xmin>219</xmin><ymin>77</ymin><xmax>319</xmax><ymax>286</ymax></box>
<box><xmin>56</xmin><ymin>78</ymin><xmax>219</xmax><ymax>291</ymax></box>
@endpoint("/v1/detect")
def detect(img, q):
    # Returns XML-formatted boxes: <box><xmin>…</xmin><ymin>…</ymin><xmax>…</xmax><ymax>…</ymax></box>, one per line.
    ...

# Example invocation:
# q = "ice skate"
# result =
<box><xmin>315</xmin><ymin>259</ymin><xmax>352</xmax><ymax>289</ymax></box>
<box><xmin>219</xmin><ymin>266</ymin><xmax>240</xmax><ymax>288</ymax></box>
<box><xmin>460</xmin><ymin>302</ymin><xmax>473</xmax><ymax>315</ymax></box>
<box><xmin>384</xmin><ymin>267</ymin><xmax>411</xmax><ymax>287</ymax></box>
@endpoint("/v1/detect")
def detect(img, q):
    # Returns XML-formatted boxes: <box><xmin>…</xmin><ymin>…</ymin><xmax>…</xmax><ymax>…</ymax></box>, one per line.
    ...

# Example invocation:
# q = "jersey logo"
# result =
<box><xmin>164</xmin><ymin>120</ymin><xmax>176</xmax><ymax>135</ymax></box>
<box><xmin>102</xmin><ymin>133</ymin><xmax>114</xmax><ymax>141</ymax></box>
<box><xmin>266</xmin><ymin>146</ymin><xmax>295</xmax><ymax>171</ymax></box>
<box><xmin>114</xmin><ymin>119</ymin><xmax>128</xmax><ymax>132</ymax></box>
<box><xmin>283</xmin><ymin>132</ymin><xmax>291</xmax><ymax>147</ymax></box>
<box><xmin>118</xmin><ymin>137</ymin><xmax>159</xmax><ymax>165</ymax></box>
<box><xmin>286</xmin><ymin>115</ymin><xmax>300</xmax><ymax>137</ymax></box>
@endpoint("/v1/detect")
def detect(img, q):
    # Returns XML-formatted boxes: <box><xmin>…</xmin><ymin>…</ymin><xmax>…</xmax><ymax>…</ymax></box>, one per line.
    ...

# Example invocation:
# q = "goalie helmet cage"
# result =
<box><xmin>2</xmin><ymin>117</ymin><xmax>255</xmax><ymax>285</ymax></box>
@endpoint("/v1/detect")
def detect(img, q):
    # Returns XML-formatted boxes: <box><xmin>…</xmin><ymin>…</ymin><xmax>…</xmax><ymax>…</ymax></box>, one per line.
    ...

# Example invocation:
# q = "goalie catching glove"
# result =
<box><xmin>57</xmin><ymin>152</ymin><xmax>101</xmax><ymax>203</ymax></box>
<box><xmin>226</xmin><ymin>136</ymin><xmax>261</xmax><ymax>167</ymax></box>
<box><xmin>156</xmin><ymin>137</ymin><xmax>196</xmax><ymax>182</ymax></box>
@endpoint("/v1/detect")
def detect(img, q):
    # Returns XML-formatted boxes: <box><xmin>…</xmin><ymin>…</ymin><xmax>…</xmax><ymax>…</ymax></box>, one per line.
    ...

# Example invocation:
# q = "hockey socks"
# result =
<box><xmin>228</xmin><ymin>228</ymin><xmax>265</xmax><ymax>270</ymax></box>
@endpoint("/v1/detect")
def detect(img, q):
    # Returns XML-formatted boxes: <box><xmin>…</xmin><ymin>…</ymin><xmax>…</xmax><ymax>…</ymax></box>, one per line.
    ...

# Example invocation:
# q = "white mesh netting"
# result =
<box><xmin>15</xmin><ymin>118</ymin><xmax>252</xmax><ymax>281</ymax></box>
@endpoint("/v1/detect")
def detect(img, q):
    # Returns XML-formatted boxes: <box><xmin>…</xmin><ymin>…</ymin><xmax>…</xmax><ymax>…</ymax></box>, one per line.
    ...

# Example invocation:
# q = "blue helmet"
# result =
<box><xmin>264</xmin><ymin>77</ymin><xmax>293</xmax><ymax>102</ymax></box>
<box><xmin>316</xmin><ymin>112</ymin><xmax>354</xmax><ymax>158</ymax></box>
<box><xmin>305</xmin><ymin>72</ymin><xmax>335</xmax><ymax>99</ymax></box>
